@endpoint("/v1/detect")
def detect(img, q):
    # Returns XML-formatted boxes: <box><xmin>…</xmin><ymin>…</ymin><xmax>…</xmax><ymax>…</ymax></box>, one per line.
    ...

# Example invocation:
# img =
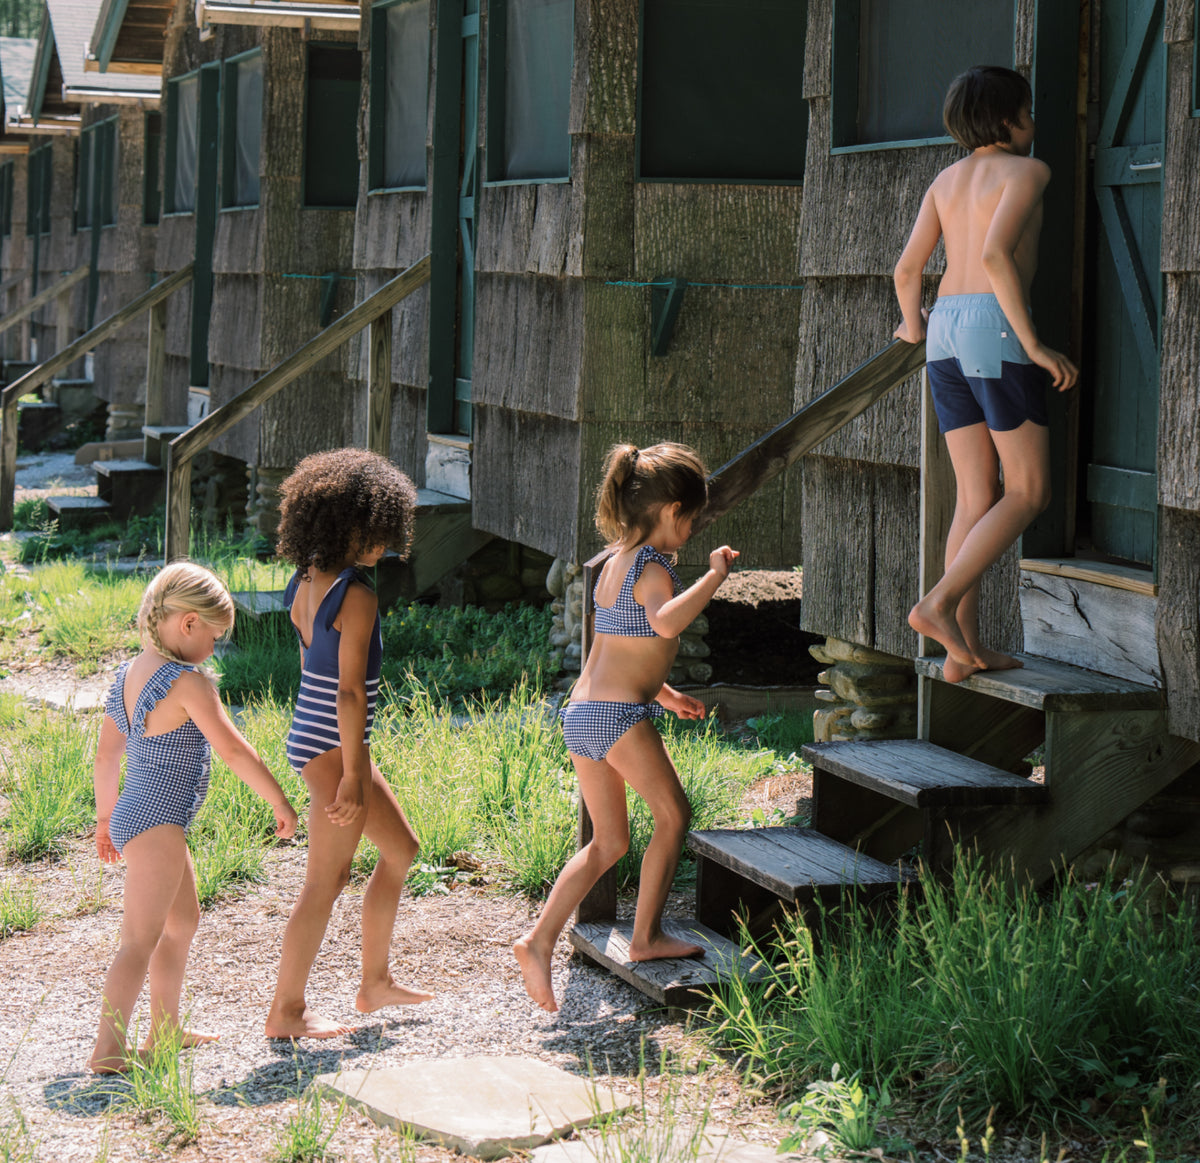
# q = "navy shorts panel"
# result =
<box><xmin>927</xmin><ymin>357</ymin><xmax>1049</xmax><ymax>433</ymax></box>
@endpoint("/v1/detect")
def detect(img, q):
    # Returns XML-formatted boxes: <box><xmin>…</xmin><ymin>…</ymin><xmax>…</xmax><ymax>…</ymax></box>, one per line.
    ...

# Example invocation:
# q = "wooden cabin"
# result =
<box><xmin>1</xmin><ymin>0</ymin><xmax>159</xmax><ymax>438</ymax></box>
<box><xmin>0</xmin><ymin>35</ymin><xmax>37</xmax><ymax>346</ymax></box>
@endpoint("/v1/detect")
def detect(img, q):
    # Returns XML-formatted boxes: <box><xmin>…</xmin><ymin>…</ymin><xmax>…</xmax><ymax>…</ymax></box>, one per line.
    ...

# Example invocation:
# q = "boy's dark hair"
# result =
<box><xmin>595</xmin><ymin>442</ymin><xmax>708</xmax><ymax>547</ymax></box>
<box><xmin>276</xmin><ymin>447</ymin><xmax>417</xmax><ymax>572</ymax></box>
<box><xmin>943</xmin><ymin>65</ymin><xmax>1032</xmax><ymax>151</ymax></box>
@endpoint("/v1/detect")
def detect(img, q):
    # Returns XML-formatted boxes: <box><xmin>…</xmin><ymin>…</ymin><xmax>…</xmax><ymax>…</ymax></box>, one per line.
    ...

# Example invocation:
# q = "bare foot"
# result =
<box><xmin>628</xmin><ymin>932</ymin><xmax>704</xmax><ymax>962</ymax></box>
<box><xmin>974</xmin><ymin>647</ymin><xmax>1023</xmax><ymax>672</ymax></box>
<box><xmin>141</xmin><ymin>1028</ymin><xmax>221</xmax><ymax>1055</ymax></box>
<box><xmin>355</xmin><ymin>977</ymin><xmax>434</xmax><ymax>1013</ymax></box>
<box><xmin>941</xmin><ymin>654</ymin><xmax>982</xmax><ymax>684</ymax></box>
<box><xmin>513</xmin><ymin>936</ymin><xmax>558</xmax><ymax>1013</ymax></box>
<box><xmin>264</xmin><ymin>1008</ymin><xmax>359</xmax><ymax>1040</ymax></box>
<box><xmin>88</xmin><ymin>1050</ymin><xmax>132</xmax><ymax>1075</ymax></box>
<box><xmin>909</xmin><ymin>596</ymin><xmax>979</xmax><ymax>673</ymax></box>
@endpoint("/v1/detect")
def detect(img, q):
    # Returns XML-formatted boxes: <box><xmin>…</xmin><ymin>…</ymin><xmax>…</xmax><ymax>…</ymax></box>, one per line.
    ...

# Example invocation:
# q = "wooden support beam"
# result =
<box><xmin>0</xmin><ymin>265</ymin><xmax>193</xmax><ymax>529</ymax></box>
<box><xmin>164</xmin><ymin>255</ymin><xmax>430</xmax><ymax>559</ymax></box>
<box><xmin>144</xmin><ymin>299</ymin><xmax>167</xmax><ymax>431</ymax></box>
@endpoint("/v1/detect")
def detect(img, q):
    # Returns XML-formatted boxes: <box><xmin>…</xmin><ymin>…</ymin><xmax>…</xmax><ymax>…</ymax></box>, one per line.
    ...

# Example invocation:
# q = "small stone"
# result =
<box><xmin>564</xmin><ymin>643</ymin><xmax>582</xmax><ymax>662</ymax></box>
<box><xmin>808</xmin><ymin>645</ymin><xmax>837</xmax><ymax>665</ymax></box>
<box><xmin>564</xmin><ymin>562</ymin><xmax>581</xmax><ymax>579</ymax></box>
<box><xmin>840</xmin><ymin>690</ymin><xmax>917</xmax><ymax>709</ymax></box>
<box><xmin>676</xmin><ymin>636</ymin><xmax>710</xmax><ymax>659</ymax></box>
<box><xmin>828</xmin><ymin>669</ymin><xmax>911</xmax><ymax>703</ymax></box>
<box><xmin>549</xmin><ymin>631</ymin><xmax>570</xmax><ymax>649</ymax></box>
<box><xmin>686</xmin><ymin>613</ymin><xmax>709</xmax><ymax>636</ymax></box>
<box><xmin>686</xmin><ymin>662</ymin><xmax>713</xmax><ymax>683</ymax></box>
<box><xmin>817</xmin><ymin>669</ymin><xmax>831</xmax><ymax>686</ymax></box>
<box><xmin>850</xmin><ymin>708</ymin><xmax>893</xmax><ymax>730</ymax></box>
<box><xmin>813</xmin><ymin>689</ymin><xmax>841</xmax><ymax>704</ymax></box>
<box><xmin>1170</xmin><ymin>864</ymin><xmax>1200</xmax><ymax>883</ymax></box>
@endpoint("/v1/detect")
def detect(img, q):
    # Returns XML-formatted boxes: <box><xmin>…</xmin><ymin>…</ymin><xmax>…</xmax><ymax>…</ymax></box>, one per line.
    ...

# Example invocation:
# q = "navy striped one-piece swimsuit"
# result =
<box><xmin>284</xmin><ymin>567</ymin><xmax>383</xmax><ymax>774</ymax></box>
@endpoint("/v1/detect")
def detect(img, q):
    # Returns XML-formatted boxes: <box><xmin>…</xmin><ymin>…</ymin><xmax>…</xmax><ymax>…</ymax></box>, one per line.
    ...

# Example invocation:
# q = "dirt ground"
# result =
<box><xmin>705</xmin><ymin>571</ymin><xmax>824</xmax><ymax>687</ymax></box>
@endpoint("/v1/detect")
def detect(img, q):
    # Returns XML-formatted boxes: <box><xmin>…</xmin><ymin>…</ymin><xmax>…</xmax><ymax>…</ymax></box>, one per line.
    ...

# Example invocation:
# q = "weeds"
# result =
<box><xmin>0</xmin><ymin>710</ymin><xmax>97</xmax><ymax>861</ymax></box>
<box><xmin>121</xmin><ymin>1027</ymin><xmax>203</xmax><ymax>1146</ymax></box>
<box><xmin>777</xmin><ymin>1064</ymin><xmax>902</xmax><ymax>1156</ymax></box>
<box><xmin>0</xmin><ymin>880</ymin><xmax>41</xmax><ymax>939</ymax></box>
<box><xmin>0</xmin><ymin>1097</ymin><xmax>36</xmax><ymax>1162</ymax></box>
<box><xmin>271</xmin><ymin>1088</ymin><xmax>345</xmax><ymax>1162</ymax></box>
<box><xmin>707</xmin><ymin>854</ymin><xmax>1200</xmax><ymax>1130</ymax></box>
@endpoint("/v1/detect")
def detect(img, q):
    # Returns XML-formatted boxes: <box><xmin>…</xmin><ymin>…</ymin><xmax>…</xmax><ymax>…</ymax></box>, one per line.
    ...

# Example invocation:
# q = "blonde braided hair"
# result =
<box><xmin>137</xmin><ymin>562</ymin><xmax>234</xmax><ymax>667</ymax></box>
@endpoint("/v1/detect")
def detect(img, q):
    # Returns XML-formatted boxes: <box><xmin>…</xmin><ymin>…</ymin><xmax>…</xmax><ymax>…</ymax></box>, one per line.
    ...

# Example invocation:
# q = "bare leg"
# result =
<box><xmin>605</xmin><ymin>723</ymin><xmax>699</xmax><ymax>963</ymax></box>
<box><xmin>89</xmin><ymin>826</ymin><xmax>188</xmax><ymax>1073</ymax></box>
<box><xmin>911</xmin><ymin>421</ymin><xmax>1049</xmax><ymax>679</ymax></box>
<box><xmin>143</xmin><ymin>848</ymin><xmax>219</xmax><ymax>1053</ymax></box>
<box><xmin>265</xmin><ymin>749</ymin><xmax>363</xmax><ymax>1039</ymax></box>
<box><xmin>514</xmin><ymin>751</ymin><xmax>633</xmax><ymax>1013</ymax></box>
<box><xmin>355</xmin><ymin>763</ymin><xmax>433</xmax><ymax>1013</ymax></box>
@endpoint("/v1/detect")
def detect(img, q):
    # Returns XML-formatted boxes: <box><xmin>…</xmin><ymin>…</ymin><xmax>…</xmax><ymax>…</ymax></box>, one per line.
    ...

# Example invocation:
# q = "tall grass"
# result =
<box><xmin>0</xmin><ymin>710</ymin><xmax>97</xmax><ymax>860</ymax></box>
<box><xmin>707</xmin><ymin>854</ymin><xmax>1200</xmax><ymax>1130</ymax></box>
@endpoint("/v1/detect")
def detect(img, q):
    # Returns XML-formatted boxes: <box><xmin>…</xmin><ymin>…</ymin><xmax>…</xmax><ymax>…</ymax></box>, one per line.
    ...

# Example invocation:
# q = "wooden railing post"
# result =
<box><xmin>367</xmin><ymin>307</ymin><xmax>393</xmax><ymax>457</ymax></box>
<box><xmin>55</xmin><ymin>287</ymin><xmax>71</xmax><ymax>360</ymax></box>
<box><xmin>144</xmin><ymin>298</ymin><xmax>167</xmax><ymax>438</ymax></box>
<box><xmin>165</xmin><ymin>446</ymin><xmax>191</xmax><ymax>562</ymax></box>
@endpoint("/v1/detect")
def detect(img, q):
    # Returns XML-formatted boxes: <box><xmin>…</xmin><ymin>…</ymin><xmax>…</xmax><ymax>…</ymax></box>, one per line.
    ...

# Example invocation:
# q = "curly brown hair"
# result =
<box><xmin>275</xmin><ymin>448</ymin><xmax>417</xmax><ymax>572</ymax></box>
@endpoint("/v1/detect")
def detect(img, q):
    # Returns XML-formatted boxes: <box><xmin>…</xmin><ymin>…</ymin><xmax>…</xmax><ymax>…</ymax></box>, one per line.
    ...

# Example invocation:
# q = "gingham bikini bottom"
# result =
<box><xmin>558</xmin><ymin>699</ymin><xmax>663</xmax><ymax>762</ymax></box>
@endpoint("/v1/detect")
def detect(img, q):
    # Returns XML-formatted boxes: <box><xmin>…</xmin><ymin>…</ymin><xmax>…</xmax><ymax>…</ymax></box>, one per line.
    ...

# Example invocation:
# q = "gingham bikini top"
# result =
<box><xmin>105</xmin><ymin>659</ymin><xmax>210</xmax><ymax>783</ymax></box>
<box><xmin>593</xmin><ymin>545</ymin><xmax>681</xmax><ymax>638</ymax></box>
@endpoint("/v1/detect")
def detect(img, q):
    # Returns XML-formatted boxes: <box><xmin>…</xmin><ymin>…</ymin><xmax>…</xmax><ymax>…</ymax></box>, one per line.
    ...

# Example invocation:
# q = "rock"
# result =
<box><xmin>820</xmin><ymin>637</ymin><xmax>908</xmax><ymax>667</ymax></box>
<box><xmin>549</xmin><ymin>631</ymin><xmax>570</xmax><ymax>649</ymax></box>
<box><xmin>685</xmin><ymin>662</ymin><xmax>713</xmax><ymax>683</ymax></box>
<box><xmin>827</xmin><ymin>668</ymin><xmax>911</xmax><ymax>703</ymax></box>
<box><xmin>545</xmin><ymin>560</ymin><xmax>567</xmax><ymax>598</ymax></box>
<box><xmin>813</xmin><ymin>689</ymin><xmax>841</xmax><ymax>704</ymax></box>
<box><xmin>685</xmin><ymin>613</ymin><xmax>709</xmax><ymax>636</ymax></box>
<box><xmin>676</xmin><ymin>636</ymin><xmax>710</xmax><ymax>659</ymax></box>
<box><xmin>808</xmin><ymin>645</ymin><xmax>837</xmax><ymax>665</ymax></box>
<box><xmin>313</xmin><ymin>1057</ymin><xmax>633</xmax><ymax>1160</ymax></box>
<box><xmin>850</xmin><ymin>708</ymin><xmax>894</xmax><ymax>730</ymax></box>
<box><xmin>1170</xmin><ymin>863</ymin><xmax>1200</xmax><ymax>883</ymax></box>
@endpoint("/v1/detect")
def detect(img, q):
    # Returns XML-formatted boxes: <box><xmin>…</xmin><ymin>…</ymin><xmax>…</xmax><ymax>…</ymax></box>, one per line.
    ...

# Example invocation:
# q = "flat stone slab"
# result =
<box><xmin>311</xmin><ymin>1056</ymin><xmax>635</xmax><ymax>1159</ymax></box>
<box><xmin>532</xmin><ymin>1128</ymin><xmax>795</xmax><ymax>1163</ymax></box>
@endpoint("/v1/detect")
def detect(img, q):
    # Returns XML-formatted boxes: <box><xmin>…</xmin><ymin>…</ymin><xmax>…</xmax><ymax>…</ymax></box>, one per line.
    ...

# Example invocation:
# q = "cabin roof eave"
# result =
<box><xmin>196</xmin><ymin>0</ymin><xmax>361</xmax><ymax>31</ymax></box>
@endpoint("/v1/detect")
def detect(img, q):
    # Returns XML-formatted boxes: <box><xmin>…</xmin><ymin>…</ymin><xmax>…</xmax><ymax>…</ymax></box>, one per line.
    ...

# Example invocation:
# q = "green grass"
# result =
<box><xmin>0</xmin><ymin>710</ymin><xmax>97</xmax><ymax>861</ymax></box>
<box><xmin>0</xmin><ymin>880</ymin><xmax>42</xmax><ymax>939</ymax></box>
<box><xmin>706</xmin><ymin>853</ymin><xmax>1200</xmax><ymax>1135</ymax></box>
<box><xmin>270</xmin><ymin>1089</ymin><xmax>345</xmax><ymax>1163</ymax></box>
<box><xmin>120</xmin><ymin>1027</ymin><xmax>203</xmax><ymax>1146</ymax></box>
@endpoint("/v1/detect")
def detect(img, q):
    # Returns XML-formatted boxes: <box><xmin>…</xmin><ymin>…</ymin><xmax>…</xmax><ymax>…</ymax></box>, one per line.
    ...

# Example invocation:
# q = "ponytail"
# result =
<box><xmin>594</xmin><ymin>442</ymin><xmax>708</xmax><ymax>547</ymax></box>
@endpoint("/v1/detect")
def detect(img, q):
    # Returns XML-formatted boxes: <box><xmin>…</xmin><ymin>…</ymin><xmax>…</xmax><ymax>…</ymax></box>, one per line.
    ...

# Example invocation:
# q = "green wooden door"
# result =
<box><xmin>429</xmin><ymin>0</ymin><xmax>477</xmax><ymax>437</ymax></box>
<box><xmin>190</xmin><ymin>63</ymin><xmax>221</xmax><ymax>388</ymax></box>
<box><xmin>1087</xmin><ymin>0</ymin><xmax>1163</xmax><ymax>565</ymax></box>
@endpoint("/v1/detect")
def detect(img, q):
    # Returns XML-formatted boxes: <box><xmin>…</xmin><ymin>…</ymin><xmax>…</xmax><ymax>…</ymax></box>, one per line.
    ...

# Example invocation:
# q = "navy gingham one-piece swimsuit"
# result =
<box><xmin>284</xmin><ymin>567</ymin><xmax>383</xmax><ymax>774</ymax></box>
<box><xmin>560</xmin><ymin>544</ymin><xmax>682</xmax><ymax>762</ymax></box>
<box><xmin>105</xmin><ymin>660</ymin><xmax>211</xmax><ymax>853</ymax></box>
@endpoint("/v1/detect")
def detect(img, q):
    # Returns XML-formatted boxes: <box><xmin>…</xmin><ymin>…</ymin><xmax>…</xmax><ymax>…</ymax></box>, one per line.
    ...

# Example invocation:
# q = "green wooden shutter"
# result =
<box><xmin>1087</xmin><ymin>0</ymin><xmax>1164</xmax><ymax>566</ymax></box>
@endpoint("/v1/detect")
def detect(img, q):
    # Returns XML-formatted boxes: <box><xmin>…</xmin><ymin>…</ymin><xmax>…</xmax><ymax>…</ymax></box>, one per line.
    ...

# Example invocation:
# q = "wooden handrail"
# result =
<box><xmin>164</xmin><ymin>253</ymin><xmax>432</xmax><ymax>560</ymax></box>
<box><xmin>0</xmin><ymin>264</ymin><xmax>195</xmax><ymax>529</ymax></box>
<box><xmin>0</xmin><ymin>265</ymin><xmax>91</xmax><ymax>338</ymax></box>
<box><xmin>574</xmin><ymin>336</ymin><xmax>927</xmax><ymax>921</ymax></box>
<box><xmin>695</xmin><ymin>338</ymin><xmax>927</xmax><ymax>534</ymax></box>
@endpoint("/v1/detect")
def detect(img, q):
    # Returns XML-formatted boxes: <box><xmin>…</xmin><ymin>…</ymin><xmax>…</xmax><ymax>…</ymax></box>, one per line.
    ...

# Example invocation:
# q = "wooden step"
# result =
<box><xmin>915</xmin><ymin>653</ymin><xmax>1163</xmax><ymax>712</ymax></box>
<box><xmin>93</xmin><ymin>459</ymin><xmax>164</xmax><ymax>518</ymax></box>
<box><xmin>141</xmin><ymin>425</ymin><xmax>189</xmax><ymax>440</ymax></box>
<box><xmin>803</xmin><ymin>738</ymin><xmax>1048</xmax><ymax>807</ymax></box>
<box><xmin>17</xmin><ymin>400</ymin><xmax>61</xmax><ymax>451</ymax></box>
<box><xmin>46</xmin><ymin>495</ymin><xmax>112</xmax><ymax>530</ymax></box>
<box><xmin>414</xmin><ymin>486</ymin><xmax>471</xmax><ymax>513</ymax></box>
<box><xmin>567</xmin><ymin>918</ymin><xmax>767</xmax><ymax>1007</ymax></box>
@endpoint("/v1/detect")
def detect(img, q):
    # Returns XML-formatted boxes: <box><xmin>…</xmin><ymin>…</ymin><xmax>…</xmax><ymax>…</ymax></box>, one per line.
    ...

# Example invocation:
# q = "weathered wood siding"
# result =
<box><xmin>470</xmin><ymin>0</ymin><xmax>805</xmax><ymax>570</ymax></box>
<box><xmin>1156</xmin><ymin>9</ymin><xmax>1200</xmax><ymax>740</ymax></box>
<box><xmin>795</xmin><ymin>0</ymin><xmax>1033</xmax><ymax>658</ymax></box>
<box><xmin>157</xmin><ymin>4</ymin><xmax>359</xmax><ymax>471</ymax></box>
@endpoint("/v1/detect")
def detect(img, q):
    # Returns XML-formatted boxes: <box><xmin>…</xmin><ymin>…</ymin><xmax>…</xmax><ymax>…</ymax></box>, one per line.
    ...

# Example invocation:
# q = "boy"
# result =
<box><xmin>894</xmin><ymin>65</ymin><xmax>1078</xmax><ymax>683</ymax></box>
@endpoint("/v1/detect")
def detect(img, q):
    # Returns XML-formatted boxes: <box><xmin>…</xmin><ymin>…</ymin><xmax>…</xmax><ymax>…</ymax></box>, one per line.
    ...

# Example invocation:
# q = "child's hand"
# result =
<box><xmin>709</xmin><ymin>546</ymin><xmax>739</xmax><ymax>579</ymax></box>
<box><xmin>327</xmin><ymin>775</ymin><xmax>366</xmax><ymax>828</ymax></box>
<box><xmin>273</xmin><ymin>800</ymin><xmax>299</xmax><ymax>840</ymax></box>
<box><xmin>1029</xmin><ymin>342</ymin><xmax>1079</xmax><ymax>391</ymax></box>
<box><xmin>657</xmin><ymin>687</ymin><xmax>706</xmax><ymax>720</ymax></box>
<box><xmin>893</xmin><ymin>307</ymin><xmax>929</xmax><ymax>344</ymax></box>
<box><xmin>95</xmin><ymin>818</ymin><xmax>120</xmax><ymax>864</ymax></box>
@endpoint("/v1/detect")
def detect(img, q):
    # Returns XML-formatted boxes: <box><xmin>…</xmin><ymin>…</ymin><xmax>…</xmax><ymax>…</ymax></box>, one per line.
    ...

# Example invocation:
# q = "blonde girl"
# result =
<box><xmin>90</xmin><ymin>563</ymin><xmax>298</xmax><ymax>1073</ymax></box>
<box><xmin>514</xmin><ymin>442</ymin><xmax>739</xmax><ymax>1013</ymax></box>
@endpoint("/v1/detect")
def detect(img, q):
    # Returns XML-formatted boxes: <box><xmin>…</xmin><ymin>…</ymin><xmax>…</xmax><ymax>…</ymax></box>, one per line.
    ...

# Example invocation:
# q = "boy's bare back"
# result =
<box><xmin>932</xmin><ymin>149</ymin><xmax>1048</xmax><ymax>300</ymax></box>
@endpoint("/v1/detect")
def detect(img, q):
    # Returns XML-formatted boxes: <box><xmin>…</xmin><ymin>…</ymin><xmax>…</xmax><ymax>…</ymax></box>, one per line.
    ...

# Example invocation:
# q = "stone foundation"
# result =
<box><xmin>189</xmin><ymin>451</ymin><xmax>248</xmax><ymax>533</ymax></box>
<box><xmin>105</xmin><ymin>402</ymin><xmax>143</xmax><ymax>441</ymax></box>
<box><xmin>811</xmin><ymin>637</ymin><xmax>917</xmax><ymax>742</ymax></box>
<box><xmin>246</xmin><ymin>465</ymin><xmax>289</xmax><ymax>543</ymax></box>
<box><xmin>545</xmin><ymin>557</ymin><xmax>712</xmax><ymax>691</ymax></box>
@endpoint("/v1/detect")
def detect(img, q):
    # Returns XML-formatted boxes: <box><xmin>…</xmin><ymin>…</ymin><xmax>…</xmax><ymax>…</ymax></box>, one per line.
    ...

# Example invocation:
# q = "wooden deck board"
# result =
<box><xmin>803</xmin><ymin>739</ymin><xmax>1048</xmax><ymax>807</ymax></box>
<box><xmin>567</xmin><ymin>919</ymin><xmax>766</xmax><ymax>1007</ymax></box>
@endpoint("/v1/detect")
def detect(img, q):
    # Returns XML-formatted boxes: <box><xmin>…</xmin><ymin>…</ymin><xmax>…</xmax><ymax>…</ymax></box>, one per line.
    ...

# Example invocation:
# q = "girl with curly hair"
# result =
<box><xmin>264</xmin><ymin>448</ymin><xmax>433</xmax><ymax>1039</ymax></box>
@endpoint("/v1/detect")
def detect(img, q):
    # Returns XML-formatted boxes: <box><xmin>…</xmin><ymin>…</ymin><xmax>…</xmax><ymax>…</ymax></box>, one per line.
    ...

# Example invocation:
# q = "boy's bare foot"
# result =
<box><xmin>264</xmin><ymin>1008</ymin><xmax>359</xmax><ymax>1040</ymax></box>
<box><xmin>974</xmin><ymin>647</ymin><xmax>1023</xmax><ymax>672</ymax></box>
<box><xmin>513</xmin><ymin>936</ymin><xmax>558</xmax><ymax>1013</ymax></box>
<box><xmin>909</xmin><ymin>597</ymin><xmax>979</xmax><ymax>680</ymax></box>
<box><xmin>355</xmin><ymin>977</ymin><xmax>434</xmax><ymax>1013</ymax></box>
<box><xmin>941</xmin><ymin>654</ymin><xmax>982</xmax><ymax>684</ymax></box>
<box><xmin>628</xmin><ymin>932</ymin><xmax>704</xmax><ymax>962</ymax></box>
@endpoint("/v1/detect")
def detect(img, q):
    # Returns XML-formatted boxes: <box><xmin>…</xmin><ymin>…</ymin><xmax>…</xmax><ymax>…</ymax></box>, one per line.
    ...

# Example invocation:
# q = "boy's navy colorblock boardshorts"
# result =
<box><xmin>925</xmin><ymin>293</ymin><xmax>1048</xmax><ymax>433</ymax></box>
